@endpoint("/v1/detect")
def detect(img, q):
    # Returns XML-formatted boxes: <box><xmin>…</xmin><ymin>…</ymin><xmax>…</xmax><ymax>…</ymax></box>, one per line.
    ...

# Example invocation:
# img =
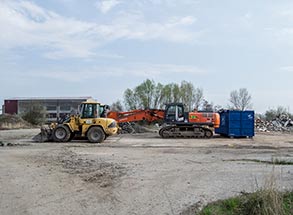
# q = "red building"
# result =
<box><xmin>3</xmin><ymin>97</ymin><xmax>92</xmax><ymax>122</ymax></box>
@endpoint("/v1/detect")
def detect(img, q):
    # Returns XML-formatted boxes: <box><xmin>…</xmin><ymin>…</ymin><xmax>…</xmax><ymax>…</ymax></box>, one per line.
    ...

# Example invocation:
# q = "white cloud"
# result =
<box><xmin>278</xmin><ymin>9</ymin><xmax>293</xmax><ymax>18</ymax></box>
<box><xmin>103</xmin><ymin>12</ymin><xmax>198</xmax><ymax>42</ymax></box>
<box><xmin>280</xmin><ymin>66</ymin><xmax>293</xmax><ymax>72</ymax></box>
<box><xmin>138</xmin><ymin>0</ymin><xmax>199</xmax><ymax>7</ymax></box>
<box><xmin>124</xmin><ymin>63</ymin><xmax>204</xmax><ymax>77</ymax></box>
<box><xmin>0</xmin><ymin>1</ymin><xmax>98</xmax><ymax>58</ymax></box>
<box><xmin>95</xmin><ymin>0</ymin><xmax>121</xmax><ymax>14</ymax></box>
<box><xmin>239</xmin><ymin>12</ymin><xmax>253</xmax><ymax>28</ymax></box>
<box><xmin>0</xmin><ymin>1</ymin><xmax>201</xmax><ymax>59</ymax></box>
<box><xmin>0</xmin><ymin>1</ymin><xmax>200</xmax><ymax>59</ymax></box>
<box><xmin>273</xmin><ymin>27</ymin><xmax>293</xmax><ymax>46</ymax></box>
<box><xmin>23</xmin><ymin>63</ymin><xmax>205</xmax><ymax>83</ymax></box>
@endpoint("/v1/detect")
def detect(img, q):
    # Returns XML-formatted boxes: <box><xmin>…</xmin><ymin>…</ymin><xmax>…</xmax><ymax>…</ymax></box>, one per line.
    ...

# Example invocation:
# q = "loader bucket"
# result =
<box><xmin>32</xmin><ymin>126</ymin><xmax>53</xmax><ymax>142</ymax></box>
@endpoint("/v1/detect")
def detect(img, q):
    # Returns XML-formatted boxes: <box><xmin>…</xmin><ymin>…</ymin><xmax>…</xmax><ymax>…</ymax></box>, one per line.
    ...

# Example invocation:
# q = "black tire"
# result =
<box><xmin>68</xmin><ymin>132</ymin><xmax>75</xmax><ymax>141</ymax></box>
<box><xmin>53</xmin><ymin>125</ymin><xmax>71</xmax><ymax>142</ymax></box>
<box><xmin>87</xmin><ymin>127</ymin><xmax>105</xmax><ymax>143</ymax></box>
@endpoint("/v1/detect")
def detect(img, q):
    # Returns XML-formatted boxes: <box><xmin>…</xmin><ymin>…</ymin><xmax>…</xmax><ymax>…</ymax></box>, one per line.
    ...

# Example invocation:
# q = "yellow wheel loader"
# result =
<box><xmin>33</xmin><ymin>99</ymin><xmax>118</xmax><ymax>143</ymax></box>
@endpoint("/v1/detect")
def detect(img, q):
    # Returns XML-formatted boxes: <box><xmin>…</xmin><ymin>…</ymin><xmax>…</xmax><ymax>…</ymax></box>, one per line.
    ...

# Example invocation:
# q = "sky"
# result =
<box><xmin>1</xmin><ymin>0</ymin><xmax>293</xmax><ymax>114</ymax></box>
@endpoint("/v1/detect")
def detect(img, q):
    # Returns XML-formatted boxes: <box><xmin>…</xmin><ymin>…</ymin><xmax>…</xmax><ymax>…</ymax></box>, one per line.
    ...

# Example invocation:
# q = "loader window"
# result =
<box><xmin>80</xmin><ymin>104</ymin><xmax>99</xmax><ymax>118</ymax></box>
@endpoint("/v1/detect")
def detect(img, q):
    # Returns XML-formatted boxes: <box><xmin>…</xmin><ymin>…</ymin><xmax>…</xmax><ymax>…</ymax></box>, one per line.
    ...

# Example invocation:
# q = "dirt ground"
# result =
<box><xmin>0</xmin><ymin>129</ymin><xmax>293</xmax><ymax>215</ymax></box>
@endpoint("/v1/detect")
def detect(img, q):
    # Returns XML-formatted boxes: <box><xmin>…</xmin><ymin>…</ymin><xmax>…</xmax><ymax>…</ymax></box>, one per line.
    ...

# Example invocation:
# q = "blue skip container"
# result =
<box><xmin>215</xmin><ymin>110</ymin><xmax>255</xmax><ymax>138</ymax></box>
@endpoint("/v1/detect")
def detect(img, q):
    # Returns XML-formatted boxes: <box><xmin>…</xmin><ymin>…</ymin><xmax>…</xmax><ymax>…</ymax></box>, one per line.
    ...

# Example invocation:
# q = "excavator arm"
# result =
<box><xmin>107</xmin><ymin>109</ymin><xmax>165</xmax><ymax>124</ymax></box>
<box><xmin>106</xmin><ymin>109</ymin><xmax>164</xmax><ymax>133</ymax></box>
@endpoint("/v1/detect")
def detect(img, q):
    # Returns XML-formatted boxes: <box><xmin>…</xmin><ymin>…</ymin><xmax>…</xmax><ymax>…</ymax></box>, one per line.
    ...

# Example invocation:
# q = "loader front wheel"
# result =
<box><xmin>87</xmin><ymin>127</ymin><xmax>105</xmax><ymax>143</ymax></box>
<box><xmin>53</xmin><ymin>125</ymin><xmax>71</xmax><ymax>142</ymax></box>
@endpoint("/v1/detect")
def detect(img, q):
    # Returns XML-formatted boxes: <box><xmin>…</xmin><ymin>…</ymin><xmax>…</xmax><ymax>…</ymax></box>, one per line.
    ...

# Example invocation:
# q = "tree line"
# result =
<box><xmin>111</xmin><ymin>79</ymin><xmax>253</xmax><ymax>112</ymax></box>
<box><xmin>122</xmin><ymin>79</ymin><xmax>204</xmax><ymax>111</ymax></box>
<box><xmin>111</xmin><ymin>79</ymin><xmax>293</xmax><ymax>121</ymax></box>
<box><xmin>13</xmin><ymin>79</ymin><xmax>292</xmax><ymax>125</ymax></box>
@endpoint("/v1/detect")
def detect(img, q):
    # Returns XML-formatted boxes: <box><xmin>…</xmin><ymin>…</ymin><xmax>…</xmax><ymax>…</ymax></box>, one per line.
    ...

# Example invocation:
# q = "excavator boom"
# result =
<box><xmin>107</xmin><ymin>109</ymin><xmax>165</xmax><ymax>124</ymax></box>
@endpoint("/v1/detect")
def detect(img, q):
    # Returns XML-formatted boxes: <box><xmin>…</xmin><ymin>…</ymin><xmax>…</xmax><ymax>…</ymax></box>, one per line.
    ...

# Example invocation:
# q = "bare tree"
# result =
<box><xmin>124</xmin><ymin>88</ymin><xmax>138</xmax><ymax>110</ymax></box>
<box><xmin>111</xmin><ymin>100</ymin><xmax>124</xmax><ymax>112</ymax></box>
<box><xmin>180</xmin><ymin>81</ymin><xmax>204</xmax><ymax>111</ymax></box>
<box><xmin>193</xmin><ymin>88</ymin><xmax>204</xmax><ymax>110</ymax></box>
<box><xmin>229</xmin><ymin>88</ymin><xmax>252</xmax><ymax>111</ymax></box>
<box><xmin>134</xmin><ymin>79</ymin><xmax>156</xmax><ymax>109</ymax></box>
<box><xmin>21</xmin><ymin>102</ymin><xmax>46</xmax><ymax>125</ymax></box>
<box><xmin>159</xmin><ymin>83</ymin><xmax>180</xmax><ymax>108</ymax></box>
<box><xmin>153</xmin><ymin>83</ymin><xmax>163</xmax><ymax>109</ymax></box>
<box><xmin>265</xmin><ymin>106</ymin><xmax>292</xmax><ymax>121</ymax></box>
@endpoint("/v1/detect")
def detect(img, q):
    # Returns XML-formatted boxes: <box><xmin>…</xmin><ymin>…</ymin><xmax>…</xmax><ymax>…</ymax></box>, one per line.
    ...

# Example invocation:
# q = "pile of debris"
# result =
<box><xmin>255</xmin><ymin>114</ymin><xmax>293</xmax><ymax>132</ymax></box>
<box><xmin>119</xmin><ymin>122</ymin><xmax>159</xmax><ymax>134</ymax></box>
<box><xmin>0</xmin><ymin>114</ymin><xmax>32</xmax><ymax>130</ymax></box>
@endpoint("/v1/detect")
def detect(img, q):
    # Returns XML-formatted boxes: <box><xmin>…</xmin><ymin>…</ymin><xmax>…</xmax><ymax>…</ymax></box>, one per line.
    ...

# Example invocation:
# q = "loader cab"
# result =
<box><xmin>164</xmin><ymin>103</ymin><xmax>185</xmax><ymax>123</ymax></box>
<box><xmin>80</xmin><ymin>102</ymin><xmax>100</xmax><ymax>119</ymax></box>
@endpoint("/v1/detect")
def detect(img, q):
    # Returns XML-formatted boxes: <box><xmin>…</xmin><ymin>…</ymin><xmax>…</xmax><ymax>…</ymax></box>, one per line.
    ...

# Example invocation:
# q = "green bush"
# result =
<box><xmin>21</xmin><ymin>103</ymin><xmax>45</xmax><ymax>125</ymax></box>
<box><xmin>198</xmin><ymin>190</ymin><xmax>293</xmax><ymax>215</ymax></box>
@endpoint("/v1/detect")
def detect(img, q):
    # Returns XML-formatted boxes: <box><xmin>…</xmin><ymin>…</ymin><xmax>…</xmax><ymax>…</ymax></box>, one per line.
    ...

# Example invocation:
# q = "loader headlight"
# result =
<box><xmin>108</xmin><ymin>121</ymin><xmax>117</xmax><ymax>128</ymax></box>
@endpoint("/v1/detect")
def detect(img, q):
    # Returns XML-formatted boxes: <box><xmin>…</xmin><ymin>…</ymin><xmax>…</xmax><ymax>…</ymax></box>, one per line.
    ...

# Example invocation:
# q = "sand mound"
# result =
<box><xmin>0</xmin><ymin>114</ymin><xmax>32</xmax><ymax>130</ymax></box>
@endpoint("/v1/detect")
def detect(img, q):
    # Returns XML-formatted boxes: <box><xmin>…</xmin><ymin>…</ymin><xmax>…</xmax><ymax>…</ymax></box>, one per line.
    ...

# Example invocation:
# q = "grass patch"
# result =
<box><xmin>272</xmin><ymin>158</ymin><xmax>293</xmax><ymax>165</ymax></box>
<box><xmin>224</xmin><ymin>158</ymin><xmax>293</xmax><ymax>165</ymax></box>
<box><xmin>283</xmin><ymin>192</ymin><xmax>293</xmax><ymax>214</ymax></box>
<box><xmin>198</xmin><ymin>190</ymin><xmax>293</xmax><ymax>215</ymax></box>
<box><xmin>197</xmin><ymin>171</ymin><xmax>293</xmax><ymax>215</ymax></box>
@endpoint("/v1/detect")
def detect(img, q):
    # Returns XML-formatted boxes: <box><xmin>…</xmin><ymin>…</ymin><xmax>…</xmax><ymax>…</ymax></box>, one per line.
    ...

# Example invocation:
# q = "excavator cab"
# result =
<box><xmin>160</xmin><ymin>103</ymin><xmax>218</xmax><ymax>138</ymax></box>
<box><xmin>164</xmin><ymin>103</ymin><xmax>186</xmax><ymax>123</ymax></box>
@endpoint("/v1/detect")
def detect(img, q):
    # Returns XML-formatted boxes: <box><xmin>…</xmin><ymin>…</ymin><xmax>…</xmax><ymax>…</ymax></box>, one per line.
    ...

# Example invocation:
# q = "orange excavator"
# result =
<box><xmin>107</xmin><ymin>103</ymin><xmax>220</xmax><ymax>138</ymax></box>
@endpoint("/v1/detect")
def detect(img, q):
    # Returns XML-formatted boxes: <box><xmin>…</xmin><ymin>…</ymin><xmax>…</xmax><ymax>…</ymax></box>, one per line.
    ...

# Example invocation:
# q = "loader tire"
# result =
<box><xmin>87</xmin><ymin>127</ymin><xmax>105</xmax><ymax>143</ymax></box>
<box><xmin>68</xmin><ymin>132</ymin><xmax>75</xmax><ymax>141</ymax></box>
<box><xmin>53</xmin><ymin>125</ymin><xmax>71</xmax><ymax>142</ymax></box>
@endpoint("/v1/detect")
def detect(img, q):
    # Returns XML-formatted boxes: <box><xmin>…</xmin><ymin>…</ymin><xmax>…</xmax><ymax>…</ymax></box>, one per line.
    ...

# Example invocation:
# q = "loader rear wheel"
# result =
<box><xmin>53</xmin><ymin>125</ymin><xmax>71</xmax><ymax>142</ymax></box>
<box><xmin>87</xmin><ymin>127</ymin><xmax>105</xmax><ymax>143</ymax></box>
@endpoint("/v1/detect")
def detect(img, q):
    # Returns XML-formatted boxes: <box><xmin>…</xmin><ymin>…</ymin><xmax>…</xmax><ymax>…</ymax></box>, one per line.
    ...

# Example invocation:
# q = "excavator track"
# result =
<box><xmin>159</xmin><ymin>125</ymin><xmax>213</xmax><ymax>138</ymax></box>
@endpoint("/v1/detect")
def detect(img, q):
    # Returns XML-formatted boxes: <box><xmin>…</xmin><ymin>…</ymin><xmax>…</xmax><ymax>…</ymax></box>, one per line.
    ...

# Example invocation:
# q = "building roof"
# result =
<box><xmin>5</xmin><ymin>96</ymin><xmax>93</xmax><ymax>101</ymax></box>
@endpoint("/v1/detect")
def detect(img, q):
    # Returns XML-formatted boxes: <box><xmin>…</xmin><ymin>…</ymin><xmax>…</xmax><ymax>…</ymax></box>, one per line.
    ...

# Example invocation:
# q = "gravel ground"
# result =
<box><xmin>0</xmin><ymin>129</ymin><xmax>293</xmax><ymax>215</ymax></box>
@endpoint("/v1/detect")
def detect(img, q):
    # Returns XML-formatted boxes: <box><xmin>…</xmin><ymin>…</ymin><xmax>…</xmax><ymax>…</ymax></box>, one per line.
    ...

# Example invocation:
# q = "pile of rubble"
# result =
<box><xmin>119</xmin><ymin>122</ymin><xmax>159</xmax><ymax>134</ymax></box>
<box><xmin>255</xmin><ymin>115</ymin><xmax>293</xmax><ymax>132</ymax></box>
<box><xmin>0</xmin><ymin>114</ymin><xmax>32</xmax><ymax>130</ymax></box>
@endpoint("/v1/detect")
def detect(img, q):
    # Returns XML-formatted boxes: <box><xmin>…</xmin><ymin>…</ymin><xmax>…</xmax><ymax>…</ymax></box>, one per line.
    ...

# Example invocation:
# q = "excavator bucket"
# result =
<box><xmin>32</xmin><ymin>126</ymin><xmax>53</xmax><ymax>142</ymax></box>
